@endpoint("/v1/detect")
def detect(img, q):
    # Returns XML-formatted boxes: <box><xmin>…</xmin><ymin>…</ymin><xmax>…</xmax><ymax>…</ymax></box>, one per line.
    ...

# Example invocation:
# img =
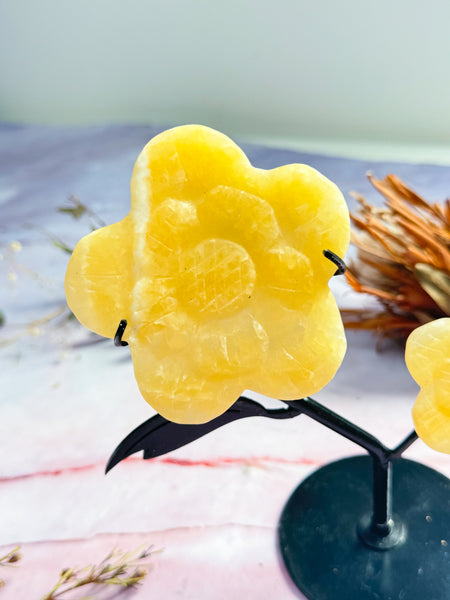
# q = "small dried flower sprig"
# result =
<box><xmin>40</xmin><ymin>546</ymin><xmax>154</xmax><ymax>600</ymax></box>
<box><xmin>342</xmin><ymin>173</ymin><xmax>450</xmax><ymax>341</ymax></box>
<box><xmin>0</xmin><ymin>546</ymin><xmax>22</xmax><ymax>588</ymax></box>
<box><xmin>0</xmin><ymin>196</ymin><xmax>105</xmax><ymax>346</ymax></box>
<box><xmin>58</xmin><ymin>195</ymin><xmax>106</xmax><ymax>231</ymax></box>
<box><xmin>35</xmin><ymin>195</ymin><xmax>106</xmax><ymax>255</ymax></box>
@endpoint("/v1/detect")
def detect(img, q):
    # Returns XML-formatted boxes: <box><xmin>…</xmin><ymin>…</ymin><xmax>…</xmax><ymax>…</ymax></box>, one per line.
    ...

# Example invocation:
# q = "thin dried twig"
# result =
<box><xmin>41</xmin><ymin>546</ymin><xmax>154</xmax><ymax>600</ymax></box>
<box><xmin>0</xmin><ymin>546</ymin><xmax>22</xmax><ymax>588</ymax></box>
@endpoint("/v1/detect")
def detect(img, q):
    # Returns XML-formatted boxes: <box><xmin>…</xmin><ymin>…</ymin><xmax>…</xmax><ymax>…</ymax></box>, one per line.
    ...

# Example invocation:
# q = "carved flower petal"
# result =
<box><xmin>65</xmin><ymin>220</ymin><xmax>133</xmax><ymax>338</ymax></box>
<box><xmin>136</xmin><ymin>125</ymin><xmax>251</xmax><ymax>202</ymax></box>
<box><xmin>129</xmin><ymin>342</ymin><xmax>249</xmax><ymax>425</ymax></box>
<box><xmin>252</xmin><ymin>291</ymin><xmax>346</xmax><ymax>399</ymax></box>
<box><xmin>405</xmin><ymin>318</ymin><xmax>450</xmax><ymax>453</ymax></box>
<box><xmin>263</xmin><ymin>164</ymin><xmax>349</xmax><ymax>281</ymax></box>
<box><xmin>193</xmin><ymin>312</ymin><xmax>270</xmax><ymax>376</ymax></box>
<box><xmin>412</xmin><ymin>386</ymin><xmax>450</xmax><ymax>454</ymax></box>
<box><xmin>198</xmin><ymin>185</ymin><xmax>281</xmax><ymax>251</ymax></box>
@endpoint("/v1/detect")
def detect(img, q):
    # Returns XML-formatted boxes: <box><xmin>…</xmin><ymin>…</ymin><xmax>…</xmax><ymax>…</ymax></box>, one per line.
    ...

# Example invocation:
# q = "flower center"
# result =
<box><xmin>178</xmin><ymin>238</ymin><xmax>256</xmax><ymax>315</ymax></box>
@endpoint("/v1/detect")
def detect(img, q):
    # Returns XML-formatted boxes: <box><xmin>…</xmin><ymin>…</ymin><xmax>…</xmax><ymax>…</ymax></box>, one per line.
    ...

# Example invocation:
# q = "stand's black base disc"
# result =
<box><xmin>279</xmin><ymin>456</ymin><xmax>450</xmax><ymax>600</ymax></box>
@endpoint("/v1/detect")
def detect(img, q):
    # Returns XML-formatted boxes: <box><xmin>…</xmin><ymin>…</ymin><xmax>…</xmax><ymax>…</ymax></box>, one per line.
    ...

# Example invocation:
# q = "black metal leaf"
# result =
<box><xmin>105</xmin><ymin>395</ymin><xmax>302</xmax><ymax>473</ymax></box>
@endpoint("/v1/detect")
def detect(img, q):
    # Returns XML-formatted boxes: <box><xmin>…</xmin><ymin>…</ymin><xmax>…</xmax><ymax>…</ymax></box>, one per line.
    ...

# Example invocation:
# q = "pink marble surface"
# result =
<box><xmin>1</xmin><ymin>124</ymin><xmax>449</xmax><ymax>598</ymax></box>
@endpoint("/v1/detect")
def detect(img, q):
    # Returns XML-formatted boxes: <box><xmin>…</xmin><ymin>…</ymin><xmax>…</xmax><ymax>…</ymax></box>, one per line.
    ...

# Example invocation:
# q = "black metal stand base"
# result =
<box><xmin>279</xmin><ymin>456</ymin><xmax>450</xmax><ymax>600</ymax></box>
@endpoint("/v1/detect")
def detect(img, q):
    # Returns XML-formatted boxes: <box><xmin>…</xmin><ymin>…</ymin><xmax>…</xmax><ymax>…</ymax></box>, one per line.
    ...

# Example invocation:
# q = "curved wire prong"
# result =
<box><xmin>114</xmin><ymin>319</ymin><xmax>129</xmax><ymax>347</ymax></box>
<box><xmin>323</xmin><ymin>249</ymin><xmax>346</xmax><ymax>276</ymax></box>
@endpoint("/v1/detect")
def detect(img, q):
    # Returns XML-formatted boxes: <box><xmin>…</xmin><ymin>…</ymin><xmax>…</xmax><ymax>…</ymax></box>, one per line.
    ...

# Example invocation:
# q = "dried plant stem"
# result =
<box><xmin>41</xmin><ymin>546</ymin><xmax>153</xmax><ymax>600</ymax></box>
<box><xmin>0</xmin><ymin>546</ymin><xmax>21</xmax><ymax>565</ymax></box>
<box><xmin>0</xmin><ymin>546</ymin><xmax>22</xmax><ymax>588</ymax></box>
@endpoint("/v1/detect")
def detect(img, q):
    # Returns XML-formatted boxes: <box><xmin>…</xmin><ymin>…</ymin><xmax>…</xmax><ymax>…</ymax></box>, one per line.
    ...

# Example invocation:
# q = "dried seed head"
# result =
<box><xmin>7</xmin><ymin>552</ymin><xmax>21</xmax><ymax>564</ymax></box>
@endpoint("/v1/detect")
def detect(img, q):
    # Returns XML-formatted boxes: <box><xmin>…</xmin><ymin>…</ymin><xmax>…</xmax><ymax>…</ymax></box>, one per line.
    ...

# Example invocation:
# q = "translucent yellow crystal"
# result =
<box><xmin>65</xmin><ymin>125</ymin><xmax>350</xmax><ymax>424</ymax></box>
<box><xmin>405</xmin><ymin>318</ymin><xmax>450</xmax><ymax>453</ymax></box>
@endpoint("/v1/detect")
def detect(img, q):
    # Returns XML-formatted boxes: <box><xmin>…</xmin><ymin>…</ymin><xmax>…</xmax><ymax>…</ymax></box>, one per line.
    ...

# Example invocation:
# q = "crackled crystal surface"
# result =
<box><xmin>65</xmin><ymin>125</ymin><xmax>350</xmax><ymax>423</ymax></box>
<box><xmin>405</xmin><ymin>318</ymin><xmax>450</xmax><ymax>453</ymax></box>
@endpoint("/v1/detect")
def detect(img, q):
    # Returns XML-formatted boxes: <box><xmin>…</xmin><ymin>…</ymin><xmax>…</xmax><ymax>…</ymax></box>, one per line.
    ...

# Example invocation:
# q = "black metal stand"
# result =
<box><xmin>279</xmin><ymin>456</ymin><xmax>450</xmax><ymax>600</ymax></box>
<box><xmin>286</xmin><ymin>398</ymin><xmax>418</xmax><ymax>551</ymax></box>
<box><xmin>107</xmin><ymin>385</ymin><xmax>450</xmax><ymax>600</ymax></box>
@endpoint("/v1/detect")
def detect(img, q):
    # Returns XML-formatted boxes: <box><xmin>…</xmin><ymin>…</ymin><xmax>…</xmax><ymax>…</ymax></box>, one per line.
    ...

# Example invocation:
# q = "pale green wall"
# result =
<box><xmin>1</xmin><ymin>0</ymin><xmax>449</xmax><ymax>144</ymax></box>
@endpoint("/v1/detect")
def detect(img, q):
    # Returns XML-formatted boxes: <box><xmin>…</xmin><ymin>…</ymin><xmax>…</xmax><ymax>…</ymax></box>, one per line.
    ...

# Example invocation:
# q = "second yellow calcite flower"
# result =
<box><xmin>65</xmin><ymin>125</ymin><xmax>350</xmax><ymax>424</ymax></box>
<box><xmin>405</xmin><ymin>318</ymin><xmax>450</xmax><ymax>453</ymax></box>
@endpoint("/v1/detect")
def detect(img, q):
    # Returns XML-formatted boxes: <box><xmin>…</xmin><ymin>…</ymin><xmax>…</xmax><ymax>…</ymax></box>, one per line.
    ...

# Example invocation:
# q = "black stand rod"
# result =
<box><xmin>372</xmin><ymin>458</ymin><xmax>392</xmax><ymax>533</ymax></box>
<box><xmin>290</xmin><ymin>397</ymin><xmax>391</xmax><ymax>462</ymax></box>
<box><xmin>289</xmin><ymin>397</ymin><xmax>418</xmax><ymax>546</ymax></box>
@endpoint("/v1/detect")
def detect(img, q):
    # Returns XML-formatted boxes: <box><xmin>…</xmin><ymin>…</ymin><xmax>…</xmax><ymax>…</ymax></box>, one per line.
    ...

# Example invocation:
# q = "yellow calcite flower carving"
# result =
<box><xmin>65</xmin><ymin>125</ymin><xmax>350</xmax><ymax>424</ymax></box>
<box><xmin>405</xmin><ymin>318</ymin><xmax>450</xmax><ymax>453</ymax></box>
